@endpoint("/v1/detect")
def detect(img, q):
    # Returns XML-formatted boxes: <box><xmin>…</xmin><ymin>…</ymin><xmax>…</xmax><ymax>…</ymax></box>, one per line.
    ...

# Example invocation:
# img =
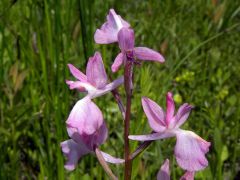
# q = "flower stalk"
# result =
<box><xmin>123</xmin><ymin>55</ymin><xmax>134</xmax><ymax>180</ymax></box>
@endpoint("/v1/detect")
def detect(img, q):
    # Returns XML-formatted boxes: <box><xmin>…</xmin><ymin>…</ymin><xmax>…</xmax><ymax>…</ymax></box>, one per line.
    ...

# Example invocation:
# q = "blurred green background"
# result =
<box><xmin>0</xmin><ymin>0</ymin><xmax>240</xmax><ymax>179</ymax></box>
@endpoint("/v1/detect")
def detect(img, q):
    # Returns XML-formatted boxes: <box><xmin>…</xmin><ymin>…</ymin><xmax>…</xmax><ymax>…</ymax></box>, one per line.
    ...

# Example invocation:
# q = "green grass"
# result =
<box><xmin>0</xmin><ymin>0</ymin><xmax>240</xmax><ymax>179</ymax></box>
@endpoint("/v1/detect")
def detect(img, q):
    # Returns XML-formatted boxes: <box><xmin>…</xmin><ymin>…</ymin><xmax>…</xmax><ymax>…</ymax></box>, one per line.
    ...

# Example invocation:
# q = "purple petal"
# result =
<box><xmin>111</xmin><ymin>52</ymin><xmax>124</xmax><ymax>72</ymax></box>
<box><xmin>142</xmin><ymin>97</ymin><xmax>166</xmax><ymax>132</ymax></box>
<box><xmin>157</xmin><ymin>159</ymin><xmax>170</xmax><ymax>180</ymax></box>
<box><xmin>100</xmin><ymin>151</ymin><xmax>125</xmax><ymax>164</ymax></box>
<box><xmin>118</xmin><ymin>27</ymin><xmax>135</xmax><ymax>51</ymax></box>
<box><xmin>67</xmin><ymin>64</ymin><xmax>87</xmax><ymax>82</ymax></box>
<box><xmin>66</xmin><ymin>97</ymin><xmax>103</xmax><ymax>135</ymax></box>
<box><xmin>128</xmin><ymin>131</ymin><xmax>175</xmax><ymax>141</ymax></box>
<box><xmin>89</xmin><ymin>76</ymin><xmax>124</xmax><ymax>99</ymax></box>
<box><xmin>134</xmin><ymin>47</ymin><xmax>165</xmax><ymax>63</ymax></box>
<box><xmin>166</xmin><ymin>92</ymin><xmax>175</xmax><ymax>126</ymax></box>
<box><xmin>174</xmin><ymin>130</ymin><xmax>211</xmax><ymax>171</ymax></box>
<box><xmin>86</xmin><ymin>52</ymin><xmax>108</xmax><ymax>89</ymax></box>
<box><xmin>174</xmin><ymin>103</ymin><xmax>193</xmax><ymax>128</ymax></box>
<box><xmin>94</xmin><ymin>9</ymin><xmax>130</xmax><ymax>44</ymax></box>
<box><xmin>60</xmin><ymin>139</ymin><xmax>90</xmax><ymax>171</ymax></box>
<box><xmin>95</xmin><ymin>121</ymin><xmax>108</xmax><ymax>146</ymax></box>
<box><xmin>180</xmin><ymin>171</ymin><xmax>195</xmax><ymax>180</ymax></box>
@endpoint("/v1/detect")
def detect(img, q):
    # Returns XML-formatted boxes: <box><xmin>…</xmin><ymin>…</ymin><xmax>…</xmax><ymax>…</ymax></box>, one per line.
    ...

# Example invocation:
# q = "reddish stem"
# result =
<box><xmin>124</xmin><ymin>59</ymin><xmax>133</xmax><ymax>180</ymax></box>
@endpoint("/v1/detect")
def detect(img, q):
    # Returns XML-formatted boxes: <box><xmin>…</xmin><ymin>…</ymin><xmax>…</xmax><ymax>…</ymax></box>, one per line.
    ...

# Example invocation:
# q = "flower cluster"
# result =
<box><xmin>60</xmin><ymin>9</ymin><xmax>210</xmax><ymax>179</ymax></box>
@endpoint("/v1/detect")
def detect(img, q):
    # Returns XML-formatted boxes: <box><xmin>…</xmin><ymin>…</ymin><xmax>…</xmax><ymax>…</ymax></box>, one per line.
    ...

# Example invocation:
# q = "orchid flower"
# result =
<box><xmin>94</xmin><ymin>9</ymin><xmax>130</xmax><ymax>44</ymax></box>
<box><xmin>111</xmin><ymin>27</ymin><xmax>165</xmax><ymax>72</ymax></box>
<box><xmin>129</xmin><ymin>92</ymin><xmax>211</xmax><ymax>172</ymax></box>
<box><xmin>66</xmin><ymin>52</ymin><xmax>123</xmax><ymax>99</ymax></box>
<box><xmin>61</xmin><ymin>96</ymin><xmax>124</xmax><ymax>171</ymax></box>
<box><xmin>157</xmin><ymin>159</ymin><xmax>195</xmax><ymax>180</ymax></box>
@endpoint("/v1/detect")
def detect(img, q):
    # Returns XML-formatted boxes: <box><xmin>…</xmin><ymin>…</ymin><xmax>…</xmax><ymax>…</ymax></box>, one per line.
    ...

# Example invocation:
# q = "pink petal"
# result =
<box><xmin>166</xmin><ymin>92</ymin><xmax>175</xmax><ymax>126</ymax></box>
<box><xmin>86</xmin><ymin>52</ymin><xmax>108</xmax><ymax>89</ymax></box>
<box><xmin>95</xmin><ymin>121</ymin><xmax>108</xmax><ymax>146</ymax></box>
<box><xmin>111</xmin><ymin>52</ymin><xmax>125</xmax><ymax>72</ymax></box>
<box><xmin>100</xmin><ymin>151</ymin><xmax>125</xmax><ymax>164</ymax></box>
<box><xmin>157</xmin><ymin>159</ymin><xmax>170</xmax><ymax>180</ymax></box>
<box><xmin>134</xmin><ymin>47</ymin><xmax>165</xmax><ymax>63</ymax></box>
<box><xmin>174</xmin><ymin>103</ymin><xmax>193</xmax><ymax>128</ymax></box>
<box><xmin>67</xmin><ymin>64</ymin><xmax>87</xmax><ymax>82</ymax></box>
<box><xmin>180</xmin><ymin>171</ymin><xmax>195</xmax><ymax>180</ymax></box>
<box><xmin>174</xmin><ymin>130</ymin><xmax>211</xmax><ymax>171</ymax></box>
<box><xmin>117</xmin><ymin>27</ymin><xmax>135</xmax><ymax>51</ymax></box>
<box><xmin>89</xmin><ymin>76</ymin><xmax>124</xmax><ymax>99</ymax></box>
<box><xmin>94</xmin><ymin>9</ymin><xmax>130</xmax><ymax>44</ymax></box>
<box><xmin>66</xmin><ymin>97</ymin><xmax>103</xmax><ymax>135</ymax></box>
<box><xmin>65</xmin><ymin>80</ymin><xmax>87</xmax><ymax>91</ymax></box>
<box><xmin>67</xmin><ymin>121</ymin><xmax>108</xmax><ymax>151</ymax></box>
<box><xmin>60</xmin><ymin>139</ymin><xmax>90</xmax><ymax>171</ymax></box>
<box><xmin>142</xmin><ymin>97</ymin><xmax>166</xmax><ymax>132</ymax></box>
<box><xmin>128</xmin><ymin>131</ymin><xmax>175</xmax><ymax>141</ymax></box>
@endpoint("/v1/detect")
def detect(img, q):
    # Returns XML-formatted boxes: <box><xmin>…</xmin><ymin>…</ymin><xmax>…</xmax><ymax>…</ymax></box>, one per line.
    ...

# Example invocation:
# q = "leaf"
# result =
<box><xmin>213</xmin><ymin>128</ymin><xmax>222</xmax><ymax>156</ymax></box>
<box><xmin>221</xmin><ymin>145</ymin><xmax>229</xmax><ymax>162</ymax></box>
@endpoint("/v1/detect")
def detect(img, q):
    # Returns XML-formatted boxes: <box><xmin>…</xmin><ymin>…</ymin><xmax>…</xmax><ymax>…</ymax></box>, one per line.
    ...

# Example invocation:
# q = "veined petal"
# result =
<box><xmin>174</xmin><ymin>103</ymin><xmax>193</xmax><ymax>128</ymax></box>
<box><xmin>128</xmin><ymin>131</ymin><xmax>175</xmax><ymax>141</ymax></box>
<box><xmin>67</xmin><ymin>64</ymin><xmax>87</xmax><ymax>82</ymax></box>
<box><xmin>180</xmin><ymin>171</ymin><xmax>195</xmax><ymax>180</ymax></box>
<box><xmin>174</xmin><ymin>130</ymin><xmax>211</xmax><ymax>171</ymax></box>
<box><xmin>60</xmin><ymin>139</ymin><xmax>90</xmax><ymax>171</ymax></box>
<box><xmin>111</xmin><ymin>52</ymin><xmax>124</xmax><ymax>72</ymax></box>
<box><xmin>157</xmin><ymin>159</ymin><xmax>170</xmax><ymax>180</ymax></box>
<box><xmin>89</xmin><ymin>76</ymin><xmax>124</xmax><ymax>98</ymax></box>
<box><xmin>118</xmin><ymin>27</ymin><xmax>135</xmax><ymax>51</ymax></box>
<box><xmin>100</xmin><ymin>151</ymin><xmax>125</xmax><ymax>164</ymax></box>
<box><xmin>166</xmin><ymin>92</ymin><xmax>175</xmax><ymax>126</ymax></box>
<box><xmin>66</xmin><ymin>97</ymin><xmax>103</xmax><ymax>135</ymax></box>
<box><xmin>134</xmin><ymin>47</ymin><xmax>165</xmax><ymax>63</ymax></box>
<box><xmin>86</xmin><ymin>52</ymin><xmax>108</xmax><ymax>89</ymax></box>
<box><xmin>142</xmin><ymin>97</ymin><xmax>166</xmax><ymax>132</ymax></box>
<box><xmin>94</xmin><ymin>9</ymin><xmax>130</xmax><ymax>44</ymax></box>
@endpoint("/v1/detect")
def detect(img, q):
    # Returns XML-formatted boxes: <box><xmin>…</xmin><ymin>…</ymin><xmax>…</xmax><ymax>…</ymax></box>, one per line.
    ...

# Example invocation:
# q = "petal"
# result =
<box><xmin>94</xmin><ymin>9</ymin><xmax>130</xmax><ymax>44</ymax></box>
<box><xmin>60</xmin><ymin>139</ymin><xmax>90</xmax><ymax>171</ymax></box>
<box><xmin>67</xmin><ymin>64</ymin><xmax>87</xmax><ymax>82</ymax></box>
<box><xmin>128</xmin><ymin>131</ymin><xmax>175</xmax><ymax>141</ymax></box>
<box><xmin>100</xmin><ymin>151</ymin><xmax>125</xmax><ymax>164</ymax></box>
<box><xmin>66</xmin><ymin>97</ymin><xmax>103</xmax><ymax>135</ymax></box>
<box><xmin>66</xmin><ymin>80</ymin><xmax>91</xmax><ymax>92</ymax></box>
<box><xmin>134</xmin><ymin>47</ymin><xmax>165</xmax><ymax>63</ymax></box>
<box><xmin>157</xmin><ymin>159</ymin><xmax>170</xmax><ymax>180</ymax></box>
<box><xmin>142</xmin><ymin>97</ymin><xmax>166</xmax><ymax>132</ymax></box>
<box><xmin>166</xmin><ymin>92</ymin><xmax>175</xmax><ymax>126</ymax></box>
<box><xmin>89</xmin><ymin>76</ymin><xmax>124</xmax><ymax>99</ymax></box>
<box><xmin>118</xmin><ymin>27</ymin><xmax>135</xmax><ymax>51</ymax></box>
<box><xmin>95</xmin><ymin>121</ymin><xmax>108</xmax><ymax>146</ymax></box>
<box><xmin>180</xmin><ymin>171</ymin><xmax>195</xmax><ymax>180</ymax></box>
<box><xmin>174</xmin><ymin>103</ymin><xmax>193</xmax><ymax>128</ymax></box>
<box><xmin>111</xmin><ymin>52</ymin><xmax>124</xmax><ymax>72</ymax></box>
<box><xmin>174</xmin><ymin>130</ymin><xmax>211</xmax><ymax>171</ymax></box>
<box><xmin>86</xmin><ymin>52</ymin><xmax>108</xmax><ymax>89</ymax></box>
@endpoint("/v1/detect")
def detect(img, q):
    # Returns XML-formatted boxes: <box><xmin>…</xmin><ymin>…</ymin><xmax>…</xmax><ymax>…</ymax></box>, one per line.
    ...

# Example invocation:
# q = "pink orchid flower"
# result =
<box><xmin>111</xmin><ymin>27</ymin><xmax>165</xmax><ymax>72</ymax></box>
<box><xmin>129</xmin><ymin>92</ymin><xmax>211</xmax><ymax>172</ymax></box>
<box><xmin>157</xmin><ymin>159</ymin><xmax>195</xmax><ymax>180</ymax></box>
<box><xmin>94</xmin><ymin>9</ymin><xmax>130</xmax><ymax>44</ymax></box>
<box><xmin>61</xmin><ymin>96</ymin><xmax>124</xmax><ymax>171</ymax></box>
<box><xmin>66</xmin><ymin>51</ymin><xmax>123</xmax><ymax>99</ymax></box>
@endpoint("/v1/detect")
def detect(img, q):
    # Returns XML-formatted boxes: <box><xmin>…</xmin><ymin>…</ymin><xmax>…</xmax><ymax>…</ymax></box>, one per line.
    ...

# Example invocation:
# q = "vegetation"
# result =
<box><xmin>0</xmin><ymin>0</ymin><xmax>239</xmax><ymax>179</ymax></box>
